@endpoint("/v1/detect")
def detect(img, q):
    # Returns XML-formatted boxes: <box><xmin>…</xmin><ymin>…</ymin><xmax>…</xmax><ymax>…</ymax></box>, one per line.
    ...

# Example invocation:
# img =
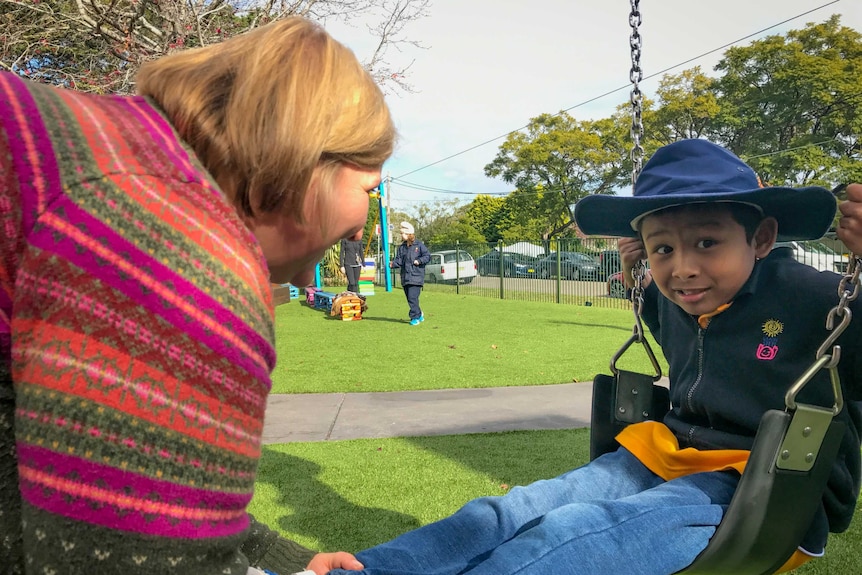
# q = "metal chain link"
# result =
<box><xmin>629</xmin><ymin>0</ymin><xmax>645</xmax><ymax>187</ymax></box>
<box><xmin>815</xmin><ymin>255</ymin><xmax>861</xmax><ymax>365</ymax></box>
<box><xmin>612</xmin><ymin>0</ymin><xmax>659</xmax><ymax>379</ymax></box>
<box><xmin>627</xmin><ymin>0</ymin><xmax>648</xmax><ymax>335</ymax></box>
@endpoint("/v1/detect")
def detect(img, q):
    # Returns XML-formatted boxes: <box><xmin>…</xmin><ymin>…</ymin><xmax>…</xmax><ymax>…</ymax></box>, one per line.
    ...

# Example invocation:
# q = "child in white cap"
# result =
<box><xmin>390</xmin><ymin>221</ymin><xmax>430</xmax><ymax>325</ymax></box>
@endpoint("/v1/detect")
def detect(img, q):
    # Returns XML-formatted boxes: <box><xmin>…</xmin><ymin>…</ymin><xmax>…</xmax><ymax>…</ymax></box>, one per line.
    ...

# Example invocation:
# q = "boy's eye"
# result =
<box><xmin>655</xmin><ymin>245</ymin><xmax>672</xmax><ymax>255</ymax></box>
<box><xmin>697</xmin><ymin>239</ymin><xmax>717</xmax><ymax>248</ymax></box>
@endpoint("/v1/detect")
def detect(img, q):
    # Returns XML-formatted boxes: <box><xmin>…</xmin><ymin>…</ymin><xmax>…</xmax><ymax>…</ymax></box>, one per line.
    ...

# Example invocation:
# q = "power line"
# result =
<box><xmin>394</xmin><ymin>0</ymin><xmax>843</xmax><ymax>181</ymax></box>
<box><xmin>391</xmin><ymin>177</ymin><xmax>509</xmax><ymax>196</ymax></box>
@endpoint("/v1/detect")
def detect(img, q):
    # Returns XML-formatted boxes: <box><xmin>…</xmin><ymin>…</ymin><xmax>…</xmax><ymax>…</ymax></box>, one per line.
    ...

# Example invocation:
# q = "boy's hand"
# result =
<box><xmin>617</xmin><ymin>237</ymin><xmax>650</xmax><ymax>289</ymax></box>
<box><xmin>837</xmin><ymin>183</ymin><xmax>862</xmax><ymax>256</ymax></box>
<box><xmin>305</xmin><ymin>551</ymin><xmax>364</xmax><ymax>574</ymax></box>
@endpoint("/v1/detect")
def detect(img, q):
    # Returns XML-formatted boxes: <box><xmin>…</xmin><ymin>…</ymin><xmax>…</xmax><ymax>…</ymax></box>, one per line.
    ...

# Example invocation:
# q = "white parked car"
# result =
<box><xmin>773</xmin><ymin>241</ymin><xmax>848</xmax><ymax>274</ymax></box>
<box><xmin>425</xmin><ymin>250</ymin><xmax>477</xmax><ymax>284</ymax></box>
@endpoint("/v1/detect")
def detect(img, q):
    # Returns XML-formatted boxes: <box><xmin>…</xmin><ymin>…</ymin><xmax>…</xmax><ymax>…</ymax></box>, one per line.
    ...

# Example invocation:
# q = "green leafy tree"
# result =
<box><xmin>651</xmin><ymin>67</ymin><xmax>721</xmax><ymax>144</ymax></box>
<box><xmin>463</xmin><ymin>194</ymin><xmax>506</xmax><ymax>243</ymax></box>
<box><xmin>484</xmin><ymin>112</ymin><xmax>629</xmax><ymax>240</ymax></box>
<box><xmin>409</xmin><ymin>198</ymin><xmax>463</xmax><ymax>241</ymax></box>
<box><xmin>711</xmin><ymin>16</ymin><xmax>862</xmax><ymax>186</ymax></box>
<box><xmin>427</xmin><ymin>220</ymin><xmax>485</xmax><ymax>250</ymax></box>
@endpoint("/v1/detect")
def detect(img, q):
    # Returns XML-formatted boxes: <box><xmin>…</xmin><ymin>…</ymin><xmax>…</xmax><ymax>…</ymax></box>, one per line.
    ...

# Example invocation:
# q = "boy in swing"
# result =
<box><xmin>305</xmin><ymin>139</ymin><xmax>862</xmax><ymax>575</ymax></box>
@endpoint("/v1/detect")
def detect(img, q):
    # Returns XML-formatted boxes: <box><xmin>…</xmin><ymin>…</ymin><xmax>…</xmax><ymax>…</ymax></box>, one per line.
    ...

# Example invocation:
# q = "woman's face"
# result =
<box><xmin>245</xmin><ymin>163</ymin><xmax>381</xmax><ymax>285</ymax></box>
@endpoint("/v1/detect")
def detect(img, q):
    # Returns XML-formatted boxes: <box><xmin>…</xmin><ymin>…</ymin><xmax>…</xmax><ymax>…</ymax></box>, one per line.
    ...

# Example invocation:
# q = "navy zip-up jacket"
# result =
<box><xmin>391</xmin><ymin>240</ymin><xmax>431</xmax><ymax>286</ymax></box>
<box><xmin>642</xmin><ymin>249</ymin><xmax>862</xmax><ymax>553</ymax></box>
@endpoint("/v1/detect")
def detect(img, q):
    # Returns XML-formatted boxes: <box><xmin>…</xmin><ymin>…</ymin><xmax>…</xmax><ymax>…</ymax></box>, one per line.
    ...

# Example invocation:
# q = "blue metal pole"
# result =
<box><xmin>378</xmin><ymin>179</ymin><xmax>392</xmax><ymax>292</ymax></box>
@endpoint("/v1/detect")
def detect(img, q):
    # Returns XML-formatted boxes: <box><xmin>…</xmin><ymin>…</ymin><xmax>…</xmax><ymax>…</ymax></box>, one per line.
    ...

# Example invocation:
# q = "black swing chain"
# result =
<box><xmin>611</xmin><ymin>0</ymin><xmax>661</xmax><ymax>379</ymax></box>
<box><xmin>629</xmin><ymin>0</ymin><xmax>645</xmax><ymax>186</ymax></box>
<box><xmin>814</xmin><ymin>255</ymin><xmax>861</xmax><ymax>367</ymax></box>
<box><xmin>813</xmin><ymin>183</ymin><xmax>862</xmax><ymax>368</ymax></box>
<box><xmin>627</xmin><ymin>0</ymin><xmax>649</xmax><ymax>345</ymax></box>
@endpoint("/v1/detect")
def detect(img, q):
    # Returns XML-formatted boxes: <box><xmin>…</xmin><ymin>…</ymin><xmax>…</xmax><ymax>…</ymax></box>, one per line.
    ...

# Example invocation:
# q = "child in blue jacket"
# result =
<box><xmin>390</xmin><ymin>221</ymin><xmax>431</xmax><ymax>325</ymax></box>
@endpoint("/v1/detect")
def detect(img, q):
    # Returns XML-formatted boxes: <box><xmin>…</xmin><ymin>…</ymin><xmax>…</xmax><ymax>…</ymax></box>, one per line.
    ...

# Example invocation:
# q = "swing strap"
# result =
<box><xmin>589</xmin><ymin>371</ymin><xmax>669</xmax><ymax>461</ymax></box>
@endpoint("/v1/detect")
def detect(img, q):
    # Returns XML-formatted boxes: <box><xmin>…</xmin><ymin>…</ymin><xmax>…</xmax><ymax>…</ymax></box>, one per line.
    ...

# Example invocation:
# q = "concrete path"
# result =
<box><xmin>262</xmin><ymin>382</ymin><xmax>598</xmax><ymax>444</ymax></box>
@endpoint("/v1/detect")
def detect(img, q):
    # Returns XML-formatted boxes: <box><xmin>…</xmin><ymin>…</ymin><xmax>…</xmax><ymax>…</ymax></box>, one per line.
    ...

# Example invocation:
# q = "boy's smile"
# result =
<box><xmin>640</xmin><ymin>205</ymin><xmax>776</xmax><ymax>317</ymax></box>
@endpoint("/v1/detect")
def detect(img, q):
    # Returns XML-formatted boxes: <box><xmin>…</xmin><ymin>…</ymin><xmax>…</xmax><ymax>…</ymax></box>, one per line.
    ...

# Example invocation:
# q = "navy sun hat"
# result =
<box><xmin>574</xmin><ymin>139</ymin><xmax>836</xmax><ymax>241</ymax></box>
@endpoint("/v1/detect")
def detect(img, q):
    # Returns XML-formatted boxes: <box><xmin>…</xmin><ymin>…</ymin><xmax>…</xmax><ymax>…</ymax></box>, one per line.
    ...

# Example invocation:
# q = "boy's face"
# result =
<box><xmin>640</xmin><ymin>205</ymin><xmax>776</xmax><ymax>316</ymax></box>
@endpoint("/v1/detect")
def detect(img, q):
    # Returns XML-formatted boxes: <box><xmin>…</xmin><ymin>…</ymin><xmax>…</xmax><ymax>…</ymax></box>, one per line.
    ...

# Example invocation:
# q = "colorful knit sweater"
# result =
<box><xmin>0</xmin><ymin>72</ymin><xmax>276</xmax><ymax>573</ymax></box>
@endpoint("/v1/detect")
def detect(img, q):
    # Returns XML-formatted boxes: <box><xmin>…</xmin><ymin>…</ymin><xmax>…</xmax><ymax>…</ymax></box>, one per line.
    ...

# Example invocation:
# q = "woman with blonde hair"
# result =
<box><xmin>0</xmin><ymin>16</ymin><xmax>393</xmax><ymax>575</ymax></box>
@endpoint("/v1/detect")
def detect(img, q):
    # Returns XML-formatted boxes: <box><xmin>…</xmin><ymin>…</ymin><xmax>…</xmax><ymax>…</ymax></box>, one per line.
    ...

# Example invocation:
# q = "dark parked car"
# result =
<box><xmin>475</xmin><ymin>251</ymin><xmax>539</xmax><ymax>277</ymax></box>
<box><xmin>597</xmin><ymin>250</ymin><xmax>622</xmax><ymax>279</ymax></box>
<box><xmin>535</xmin><ymin>251</ymin><xmax>601</xmax><ymax>280</ymax></box>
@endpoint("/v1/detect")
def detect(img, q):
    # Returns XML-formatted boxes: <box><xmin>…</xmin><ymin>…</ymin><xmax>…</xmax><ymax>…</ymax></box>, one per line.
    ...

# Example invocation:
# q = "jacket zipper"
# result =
<box><xmin>686</xmin><ymin>324</ymin><xmax>706</xmax><ymax>444</ymax></box>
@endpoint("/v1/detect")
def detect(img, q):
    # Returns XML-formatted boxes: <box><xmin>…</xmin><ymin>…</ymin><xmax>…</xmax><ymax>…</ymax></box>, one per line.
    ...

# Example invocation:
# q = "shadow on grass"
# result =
<box><xmin>546</xmin><ymin>319</ymin><xmax>633</xmax><ymax>331</ymax></box>
<box><xmin>407</xmin><ymin>429</ymin><xmax>590</xmax><ymax>496</ymax></box>
<box><xmin>254</xmin><ymin>447</ymin><xmax>421</xmax><ymax>551</ymax></box>
<box><xmin>324</xmin><ymin>315</ymin><xmax>407</xmax><ymax>324</ymax></box>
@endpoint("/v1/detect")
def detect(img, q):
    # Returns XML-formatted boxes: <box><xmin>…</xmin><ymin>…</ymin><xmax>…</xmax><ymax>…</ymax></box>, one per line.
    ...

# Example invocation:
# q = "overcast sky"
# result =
<box><xmin>326</xmin><ymin>0</ymin><xmax>862</xmax><ymax>213</ymax></box>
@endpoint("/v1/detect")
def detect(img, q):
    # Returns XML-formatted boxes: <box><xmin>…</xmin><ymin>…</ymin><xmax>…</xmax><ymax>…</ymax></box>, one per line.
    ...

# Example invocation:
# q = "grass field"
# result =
<box><xmin>256</xmin><ymin>289</ymin><xmax>861</xmax><ymax>573</ymax></box>
<box><xmin>271</xmin><ymin>289</ymin><xmax>666</xmax><ymax>394</ymax></box>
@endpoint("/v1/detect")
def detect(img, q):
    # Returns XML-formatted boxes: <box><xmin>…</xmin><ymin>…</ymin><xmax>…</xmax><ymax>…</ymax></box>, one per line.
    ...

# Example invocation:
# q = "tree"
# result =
<box><xmin>710</xmin><ymin>16</ymin><xmax>862</xmax><ymax>186</ymax></box>
<box><xmin>484</xmin><ymin>112</ymin><xmax>630</xmax><ymax>240</ymax></box>
<box><xmin>650</xmin><ymin>67</ymin><xmax>721</xmax><ymax>144</ymax></box>
<box><xmin>408</xmin><ymin>198</ymin><xmax>463</xmax><ymax>242</ymax></box>
<box><xmin>426</xmin><ymin>220</ymin><xmax>485</xmax><ymax>250</ymax></box>
<box><xmin>463</xmin><ymin>194</ymin><xmax>506</xmax><ymax>243</ymax></box>
<box><xmin>0</xmin><ymin>0</ymin><xmax>429</xmax><ymax>94</ymax></box>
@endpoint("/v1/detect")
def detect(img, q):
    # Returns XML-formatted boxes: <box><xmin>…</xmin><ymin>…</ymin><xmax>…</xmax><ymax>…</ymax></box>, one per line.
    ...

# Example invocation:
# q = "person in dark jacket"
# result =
<box><xmin>340</xmin><ymin>229</ymin><xmax>365</xmax><ymax>293</ymax></box>
<box><xmin>390</xmin><ymin>221</ymin><xmax>431</xmax><ymax>325</ymax></box>
<box><xmin>307</xmin><ymin>140</ymin><xmax>862</xmax><ymax>575</ymax></box>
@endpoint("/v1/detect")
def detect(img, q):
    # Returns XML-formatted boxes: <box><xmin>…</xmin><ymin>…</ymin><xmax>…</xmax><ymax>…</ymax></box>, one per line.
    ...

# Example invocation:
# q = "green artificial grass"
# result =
<box><xmin>272</xmin><ymin>290</ymin><xmax>667</xmax><ymax>394</ymax></box>
<box><xmin>250</xmin><ymin>429</ymin><xmax>590</xmax><ymax>552</ymax></box>
<box><xmin>250</xmin><ymin>429</ymin><xmax>862</xmax><ymax>574</ymax></box>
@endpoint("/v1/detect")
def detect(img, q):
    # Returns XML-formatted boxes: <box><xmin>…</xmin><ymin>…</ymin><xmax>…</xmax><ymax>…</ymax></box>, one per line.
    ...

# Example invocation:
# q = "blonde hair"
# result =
<box><xmin>136</xmin><ymin>17</ymin><xmax>395</xmax><ymax>218</ymax></box>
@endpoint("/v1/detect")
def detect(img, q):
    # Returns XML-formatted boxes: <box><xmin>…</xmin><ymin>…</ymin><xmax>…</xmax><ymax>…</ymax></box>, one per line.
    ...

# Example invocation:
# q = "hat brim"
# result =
<box><xmin>574</xmin><ymin>186</ymin><xmax>836</xmax><ymax>241</ymax></box>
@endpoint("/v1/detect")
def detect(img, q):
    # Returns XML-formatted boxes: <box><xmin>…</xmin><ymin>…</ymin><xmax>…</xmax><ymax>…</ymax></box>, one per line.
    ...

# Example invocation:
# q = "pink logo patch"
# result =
<box><xmin>756</xmin><ymin>344</ymin><xmax>778</xmax><ymax>361</ymax></box>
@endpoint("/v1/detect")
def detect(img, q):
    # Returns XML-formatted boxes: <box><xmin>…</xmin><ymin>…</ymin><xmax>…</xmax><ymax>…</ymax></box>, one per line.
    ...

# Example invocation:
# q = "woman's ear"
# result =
<box><xmin>753</xmin><ymin>217</ymin><xmax>779</xmax><ymax>258</ymax></box>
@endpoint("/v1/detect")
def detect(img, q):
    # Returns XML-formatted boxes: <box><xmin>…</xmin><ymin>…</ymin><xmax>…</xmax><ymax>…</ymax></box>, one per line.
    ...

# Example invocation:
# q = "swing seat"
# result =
<box><xmin>590</xmin><ymin>371</ymin><xmax>845</xmax><ymax>575</ymax></box>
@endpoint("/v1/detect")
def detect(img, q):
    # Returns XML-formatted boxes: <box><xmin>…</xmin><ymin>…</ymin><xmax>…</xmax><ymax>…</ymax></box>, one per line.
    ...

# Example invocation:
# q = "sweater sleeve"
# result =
<box><xmin>2</xmin><ymin>74</ymin><xmax>277</xmax><ymax>574</ymax></box>
<box><xmin>0</xmin><ymin>93</ymin><xmax>25</xmax><ymax>571</ymax></box>
<box><xmin>241</xmin><ymin>515</ymin><xmax>316</xmax><ymax>573</ymax></box>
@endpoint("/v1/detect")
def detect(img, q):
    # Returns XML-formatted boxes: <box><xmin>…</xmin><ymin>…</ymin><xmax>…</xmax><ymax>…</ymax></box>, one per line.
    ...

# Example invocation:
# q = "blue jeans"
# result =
<box><xmin>403</xmin><ymin>284</ymin><xmax>423</xmax><ymax>320</ymax></box>
<box><xmin>329</xmin><ymin>448</ymin><xmax>739</xmax><ymax>575</ymax></box>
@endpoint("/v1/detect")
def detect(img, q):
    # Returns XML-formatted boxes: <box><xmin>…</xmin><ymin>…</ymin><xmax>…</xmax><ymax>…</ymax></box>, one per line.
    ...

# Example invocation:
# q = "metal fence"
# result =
<box><xmin>386</xmin><ymin>237</ymin><xmax>629</xmax><ymax>310</ymax></box>
<box><xmin>381</xmin><ymin>235</ymin><xmax>852</xmax><ymax>311</ymax></box>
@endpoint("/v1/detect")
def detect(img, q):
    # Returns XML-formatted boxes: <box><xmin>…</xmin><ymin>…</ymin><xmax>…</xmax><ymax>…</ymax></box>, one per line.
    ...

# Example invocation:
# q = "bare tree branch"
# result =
<box><xmin>0</xmin><ymin>0</ymin><xmax>428</xmax><ymax>94</ymax></box>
